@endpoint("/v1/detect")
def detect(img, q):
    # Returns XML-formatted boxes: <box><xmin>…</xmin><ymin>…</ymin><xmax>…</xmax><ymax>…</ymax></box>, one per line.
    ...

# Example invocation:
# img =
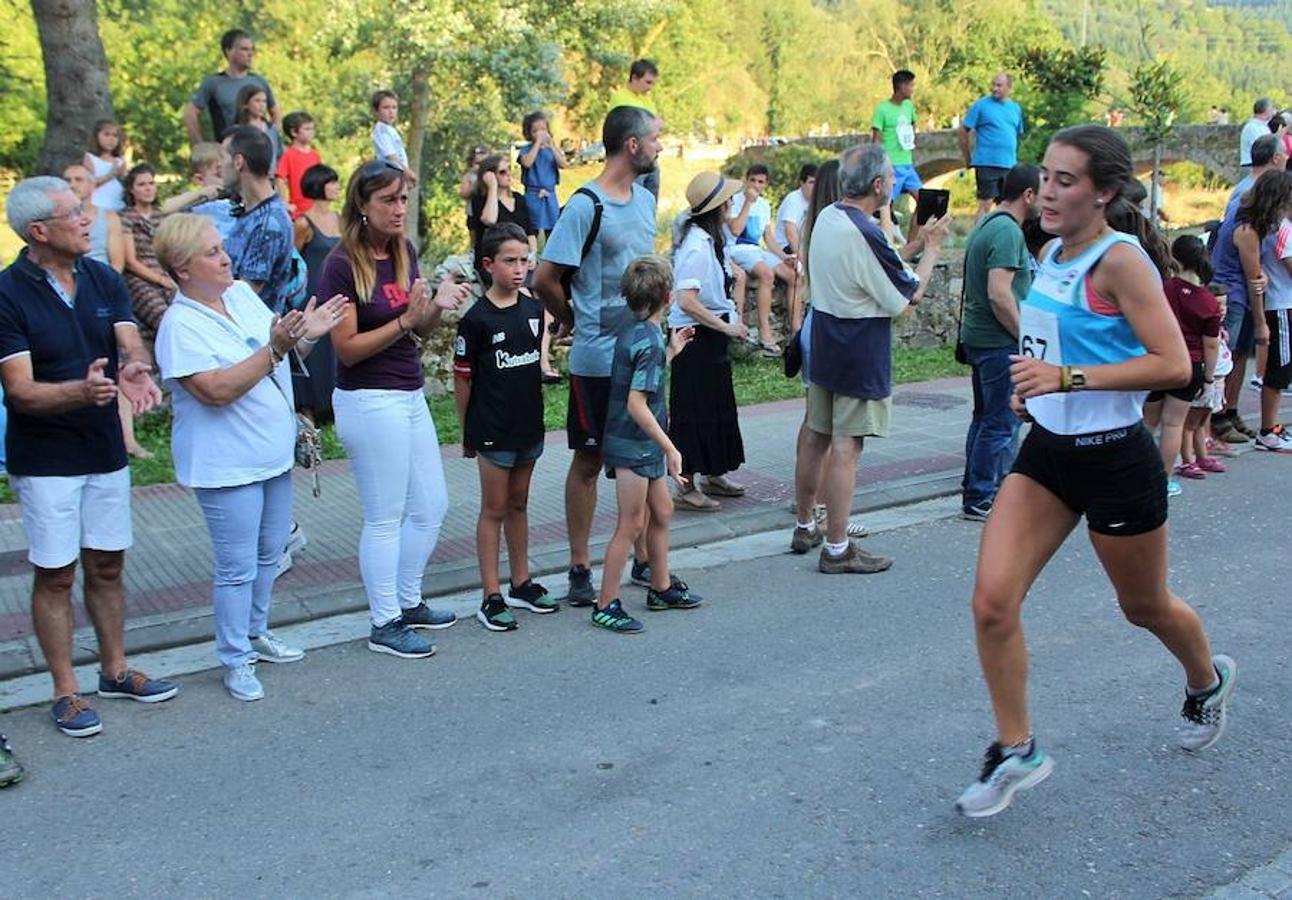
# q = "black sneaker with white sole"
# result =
<box><xmin>477</xmin><ymin>593</ymin><xmax>519</xmax><ymax>631</ymax></box>
<box><xmin>565</xmin><ymin>565</ymin><xmax>596</xmax><ymax>607</ymax></box>
<box><xmin>507</xmin><ymin>579</ymin><xmax>559</xmax><ymax>613</ymax></box>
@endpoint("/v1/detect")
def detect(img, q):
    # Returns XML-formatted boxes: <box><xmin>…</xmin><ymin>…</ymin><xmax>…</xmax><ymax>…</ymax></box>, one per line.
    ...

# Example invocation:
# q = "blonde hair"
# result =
<box><xmin>190</xmin><ymin>142</ymin><xmax>222</xmax><ymax>176</ymax></box>
<box><xmin>154</xmin><ymin>213</ymin><xmax>216</xmax><ymax>280</ymax></box>
<box><xmin>339</xmin><ymin>161</ymin><xmax>414</xmax><ymax>303</ymax></box>
<box><xmin>620</xmin><ymin>254</ymin><xmax>673</xmax><ymax>319</ymax></box>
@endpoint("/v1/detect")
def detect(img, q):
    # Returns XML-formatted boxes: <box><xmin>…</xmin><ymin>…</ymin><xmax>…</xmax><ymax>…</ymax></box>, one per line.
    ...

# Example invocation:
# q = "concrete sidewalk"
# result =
<box><xmin>0</xmin><ymin>374</ymin><xmax>1262</xmax><ymax>680</ymax></box>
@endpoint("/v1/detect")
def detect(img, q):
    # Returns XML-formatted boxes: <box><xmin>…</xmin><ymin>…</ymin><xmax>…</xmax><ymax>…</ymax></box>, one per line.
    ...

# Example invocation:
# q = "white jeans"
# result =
<box><xmin>333</xmin><ymin>388</ymin><xmax>448</xmax><ymax>626</ymax></box>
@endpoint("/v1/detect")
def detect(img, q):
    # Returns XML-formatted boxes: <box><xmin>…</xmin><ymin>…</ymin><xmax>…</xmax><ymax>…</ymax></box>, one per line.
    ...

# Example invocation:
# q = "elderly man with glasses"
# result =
<box><xmin>0</xmin><ymin>176</ymin><xmax>175</xmax><ymax>739</ymax></box>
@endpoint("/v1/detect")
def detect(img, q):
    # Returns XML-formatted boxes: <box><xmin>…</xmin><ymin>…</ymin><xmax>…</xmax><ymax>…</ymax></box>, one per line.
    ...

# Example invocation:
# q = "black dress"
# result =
<box><xmin>292</xmin><ymin>217</ymin><xmax>340</xmax><ymax>423</ymax></box>
<box><xmin>668</xmin><ymin>314</ymin><xmax>745</xmax><ymax>477</ymax></box>
<box><xmin>468</xmin><ymin>192</ymin><xmax>536</xmax><ymax>279</ymax></box>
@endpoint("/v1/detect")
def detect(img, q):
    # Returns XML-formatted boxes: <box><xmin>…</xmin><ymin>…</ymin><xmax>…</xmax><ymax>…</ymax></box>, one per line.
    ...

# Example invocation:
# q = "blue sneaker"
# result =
<box><xmin>368</xmin><ymin>620</ymin><xmax>436</xmax><ymax>659</ymax></box>
<box><xmin>97</xmin><ymin>668</ymin><xmax>179</xmax><ymax>704</ymax></box>
<box><xmin>400</xmin><ymin>602</ymin><xmax>457</xmax><ymax>630</ymax></box>
<box><xmin>646</xmin><ymin>578</ymin><xmax>703</xmax><ymax>610</ymax></box>
<box><xmin>52</xmin><ymin>695</ymin><xmax>102</xmax><ymax>738</ymax></box>
<box><xmin>590</xmin><ymin>599</ymin><xmax>644</xmax><ymax>634</ymax></box>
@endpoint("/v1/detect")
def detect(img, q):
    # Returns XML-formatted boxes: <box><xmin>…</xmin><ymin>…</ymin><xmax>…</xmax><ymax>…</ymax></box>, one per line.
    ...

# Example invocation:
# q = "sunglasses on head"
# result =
<box><xmin>358</xmin><ymin>159</ymin><xmax>408</xmax><ymax>181</ymax></box>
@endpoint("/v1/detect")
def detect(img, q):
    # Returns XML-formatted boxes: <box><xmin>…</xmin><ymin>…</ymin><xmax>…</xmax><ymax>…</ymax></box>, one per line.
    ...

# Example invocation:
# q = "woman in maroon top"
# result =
<box><xmin>321</xmin><ymin>160</ymin><xmax>470</xmax><ymax>659</ymax></box>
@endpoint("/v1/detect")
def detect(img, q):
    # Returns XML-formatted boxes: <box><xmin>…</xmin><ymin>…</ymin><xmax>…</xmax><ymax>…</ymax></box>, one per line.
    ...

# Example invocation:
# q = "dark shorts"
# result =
<box><xmin>974</xmin><ymin>166</ymin><xmax>1010</xmax><ymax>201</ymax></box>
<box><xmin>566</xmin><ymin>375</ymin><xmax>611</xmax><ymax>452</ymax></box>
<box><xmin>1224</xmin><ymin>301</ymin><xmax>1254</xmax><ymax>355</ymax></box>
<box><xmin>478</xmin><ymin>440</ymin><xmax>545</xmax><ymax>469</ymax></box>
<box><xmin>1263</xmin><ymin>309</ymin><xmax>1292</xmax><ymax>391</ymax></box>
<box><xmin>1147</xmin><ymin>361</ymin><xmax>1206</xmax><ymax>403</ymax></box>
<box><xmin>1010</xmin><ymin>421</ymin><xmax>1168</xmax><ymax>536</ymax></box>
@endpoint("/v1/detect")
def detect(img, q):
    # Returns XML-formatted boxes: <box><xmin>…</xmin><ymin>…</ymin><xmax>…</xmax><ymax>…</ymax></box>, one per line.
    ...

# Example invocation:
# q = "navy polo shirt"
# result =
<box><xmin>0</xmin><ymin>250</ymin><xmax>133</xmax><ymax>476</ymax></box>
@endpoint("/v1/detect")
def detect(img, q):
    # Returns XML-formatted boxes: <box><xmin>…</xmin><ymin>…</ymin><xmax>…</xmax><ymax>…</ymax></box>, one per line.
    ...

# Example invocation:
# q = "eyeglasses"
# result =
<box><xmin>35</xmin><ymin>204</ymin><xmax>85</xmax><ymax>224</ymax></box>
<box><xmin>495</xmin><ymin>169</ymin><xmax>510</xmax><ymax>175</ymax></box>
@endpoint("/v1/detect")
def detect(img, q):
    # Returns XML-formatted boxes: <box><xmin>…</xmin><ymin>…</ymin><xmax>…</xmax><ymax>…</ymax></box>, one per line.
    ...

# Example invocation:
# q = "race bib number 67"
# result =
<box><xmin>1018</xmin><ymin>307</ymin><xmax>1062</xmax><ymax>362</ymax></box>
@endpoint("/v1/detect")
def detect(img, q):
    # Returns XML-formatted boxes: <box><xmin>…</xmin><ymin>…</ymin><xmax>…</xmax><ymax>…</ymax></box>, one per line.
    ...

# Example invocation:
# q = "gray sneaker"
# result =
<box><xmin>368</xmin><ymin>620</ymin><xmax>436</xmax><ymax>659</ymax></box>
<box><xmin>223</xmin><ymin>664</ymin><xmax>264</xmax><ymax>702</ymax></box>
<box><xmin>250</xmin><ymin>630</ymin><xmax>304</xmax><ymax>664</ymax></box>
<box><xmin>790</xmin><ymin>524</ymin><xmax>823</xmax><ymax>555</ymax></box>
<box><xmin>818</xmin><ymin>540</ymin><xmax>893</xmax><ymax>574</ymax></box>
<box><xmin>1179</xmin><ymin>654</ymin><xmax>1237</xmax><ymax>752</ymax></box>
<box><xmin>955</xmin><ymin>743</ymin><xmax>1055</xmax><ymax>818</ymax></box>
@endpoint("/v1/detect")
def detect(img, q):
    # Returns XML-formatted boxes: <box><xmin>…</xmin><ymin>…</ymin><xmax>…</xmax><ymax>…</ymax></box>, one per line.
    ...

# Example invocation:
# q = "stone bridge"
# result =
<box><xmin>793</xmin><ymin>124</ymin><xmax>1244</xmax><ymax>185</ymax></box>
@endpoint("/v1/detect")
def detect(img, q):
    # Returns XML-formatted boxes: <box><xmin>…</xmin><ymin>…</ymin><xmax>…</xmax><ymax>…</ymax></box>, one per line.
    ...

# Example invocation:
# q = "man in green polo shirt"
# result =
<box><xmin>871</xmin><ymin>69</ymin><xmax>920</xmax><ymax>237</ymax></box>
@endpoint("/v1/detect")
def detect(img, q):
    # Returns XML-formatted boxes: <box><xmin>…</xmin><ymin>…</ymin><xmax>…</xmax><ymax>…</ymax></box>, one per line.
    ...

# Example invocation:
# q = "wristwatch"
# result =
<box><xmin>1060</xmin><ymin>365</ymin><xmax>1087</xmax><ymax>392</ymax></box>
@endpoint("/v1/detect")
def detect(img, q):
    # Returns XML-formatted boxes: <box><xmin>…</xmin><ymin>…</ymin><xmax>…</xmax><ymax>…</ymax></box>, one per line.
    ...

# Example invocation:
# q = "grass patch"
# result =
<box><xmin>0</xmin><ymin>345</ymin><xmax>964</xmax><ymax>501</ymax></box>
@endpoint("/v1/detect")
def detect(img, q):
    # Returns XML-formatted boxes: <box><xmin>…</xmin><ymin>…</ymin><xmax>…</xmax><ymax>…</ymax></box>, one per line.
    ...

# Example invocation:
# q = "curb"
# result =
<box><xmin>0</xmin><ymin>469</ymin><xmax>962</xmax><ymax>684</ymax></box>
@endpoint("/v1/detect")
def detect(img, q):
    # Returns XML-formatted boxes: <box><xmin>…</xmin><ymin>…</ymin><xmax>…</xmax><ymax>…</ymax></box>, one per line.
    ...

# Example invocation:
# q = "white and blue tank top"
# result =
<box><xmin>1020</xmin><ymin>231</ymin><xmax>1152</xmax><ymax>435</ymax></box>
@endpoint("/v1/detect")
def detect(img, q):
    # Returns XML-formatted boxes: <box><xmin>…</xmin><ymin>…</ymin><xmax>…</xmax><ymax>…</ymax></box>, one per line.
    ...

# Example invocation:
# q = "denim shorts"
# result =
<box><xmin>478</xmin><ymin>440</ymin><xmax>545</xmax><ymax>469</ymax></box>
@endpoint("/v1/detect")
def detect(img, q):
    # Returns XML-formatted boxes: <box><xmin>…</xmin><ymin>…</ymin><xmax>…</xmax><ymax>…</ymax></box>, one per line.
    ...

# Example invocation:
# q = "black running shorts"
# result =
<box><xmin>566</xmin><ymin>374</ymin><xmax>611</xmax><ymax>452</ymax></box>
<box><xmin>1010</xmin><ymin>421</ymin><xmax>1168</xmax><ymax>536</ymax></box>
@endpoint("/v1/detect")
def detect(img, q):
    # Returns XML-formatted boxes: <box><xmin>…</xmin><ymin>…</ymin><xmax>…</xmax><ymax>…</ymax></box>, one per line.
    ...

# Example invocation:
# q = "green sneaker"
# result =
<box><xmin>506</xmin><ymin>579</ymin><xmax>559</xmax><ymax>614</ymax></box>
<box><xmin>0</xmin><ymin>733</ymin><xmax>23</xmax><ymax>788</ymax></box>
<box><xmin>590</xmin><ymin>599</ymin><xmax>643</xmax><ymax>634</ymax></box>
<box><xmin>646</xmin><ymin>579</ymin><xmax>703</xmax><ymax>610</ymax></box>
<box><xmin>476</xmin><ymin>593</ymin><xmax>518</xmax><ymax>632</ymax></box>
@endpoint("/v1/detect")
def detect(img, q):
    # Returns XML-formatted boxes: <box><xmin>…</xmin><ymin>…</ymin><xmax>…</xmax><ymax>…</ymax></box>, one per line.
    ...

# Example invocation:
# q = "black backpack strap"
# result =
<box><xmin>572</xmin><ymin>186</ymin><xmax>603</xmax><ymax>263</ymax></box>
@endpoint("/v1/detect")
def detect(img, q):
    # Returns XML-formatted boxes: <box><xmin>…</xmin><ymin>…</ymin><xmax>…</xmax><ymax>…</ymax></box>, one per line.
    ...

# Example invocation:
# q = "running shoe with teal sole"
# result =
<box><xmin>955</xmin><ymin>742</ymin><xmax>1055</xmax><ymax>818</ymax></box>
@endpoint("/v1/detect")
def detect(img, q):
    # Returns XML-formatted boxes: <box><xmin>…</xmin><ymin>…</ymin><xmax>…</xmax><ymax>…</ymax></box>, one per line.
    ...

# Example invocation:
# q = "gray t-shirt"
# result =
<box><xmin>541</xmin><ymin>181</ymin><xmax>656</xmax><ymax>377</ymax></box>
<box><xmin>191</xmin><ymin>71</ymin><xmax>276</xmax><ymax>139</ymax></box>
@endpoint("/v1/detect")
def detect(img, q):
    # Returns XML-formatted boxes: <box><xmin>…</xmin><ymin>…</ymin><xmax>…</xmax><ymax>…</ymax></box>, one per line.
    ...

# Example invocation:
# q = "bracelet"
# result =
<box><xmin>396</xmin><ymin>315</ymin><xmax>410</xmax><ymax>334</ymax></box>
<box><xmin>268</xmin><ymin>345</ymin><xmax>285</xmax><ymax>369</ymax></box>
<box><xmin>300</xmin><ymin>335</ymin><xmax>318</xmax><ymax>345</ymax></box>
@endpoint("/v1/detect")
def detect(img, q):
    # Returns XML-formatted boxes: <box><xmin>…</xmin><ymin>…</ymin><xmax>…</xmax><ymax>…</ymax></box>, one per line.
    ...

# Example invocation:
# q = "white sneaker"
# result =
<box><xmin>1248</xmin><ymin>376</ymin><xmax>1263</xmax><ymax>391</ymax></box>
<box><xmin>250</xmin><ymin>631</ymin><xmax>304</xmax><ymax>664</ymax></box>
<box><xmin>286</xmin><ymin>522</ymin><xmax>307</xmax><ymax>556</ymax></box>
<box><xmin>223</xmin><ymin>664</ymin><xmax>264</xmax><ymax>702</ymax></box>
<box><xmin>1180</xmin><ymin>654</ymin><xmax>1237</xmax><ymax>752</ymax></box>
<box><xmin>274</xmin><ymin>551</ymin><xmax>293</xmax><ymax>579</ymax></box>
<box><xmin>1255</xmin><ymin>426</ymin><xmax>1292</xmax><ymax>453</ymax></box>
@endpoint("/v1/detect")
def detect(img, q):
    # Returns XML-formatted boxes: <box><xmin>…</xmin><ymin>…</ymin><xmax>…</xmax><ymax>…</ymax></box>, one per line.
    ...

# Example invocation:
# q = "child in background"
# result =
<box><xmin>275</xmin><ymin>111</ymin><xmax>321</xmax><ymax>219</ymax></box>
<box><xmin>234</xmin><ymin>84</ymin><xmax>282</xmax><ymax>167</ymax></box>
<box><xmin>159</xmin><ymin>143</ymin><xmax>235</xmax><ymax>239</ymax></box>
<box><xmin>517</xmin><ymin>111</ymin><xmax>568</xmax><ymax>238</ymax></box>
<box><xmin>1205</xmin><ymin>283</ymin><xmax>1239</xmax><ymax>459</ymax></box>
<box><xmin>84</xmin><ymin>119</ymin><xmax>126</xmax><ymax>212</ymax></box>
<box><xmin>1162</xmin><ymin>235</ymin><xmax>1225</xmax><ymax>480</ymax></box>
<box><xmin>454</xmin><ymin>224</ymin><xmax>558</xmax><ymax>631</ymax></box>
<box><xmin>593</xmin><ymin>255</ymin><xmax>702</xmax><ymax>635</ymax></box>
<box><xmin>371</xmin><ymin>90</ymin><xmax>410</xmax><ymax>172</ymax></box>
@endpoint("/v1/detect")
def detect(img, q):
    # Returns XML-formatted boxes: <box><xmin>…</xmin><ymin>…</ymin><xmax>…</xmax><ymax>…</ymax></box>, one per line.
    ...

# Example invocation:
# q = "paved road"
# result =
<box><xmin>2</xmin><ymin>452</ymin><xmax>1289</xmax><ymax>898</ymax></box>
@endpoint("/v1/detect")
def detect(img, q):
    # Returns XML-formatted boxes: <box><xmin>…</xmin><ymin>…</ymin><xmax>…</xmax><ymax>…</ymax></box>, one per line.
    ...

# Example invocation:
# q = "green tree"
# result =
<box><xmin>1127</xmin><ymin>56</ymin><xmax>1186</xmax><ymax>221</ymax></box>
<box><xmin>1014</xmin><ymin>43</ymin><xmax>1107</xmax><ymax>161</ymax></box>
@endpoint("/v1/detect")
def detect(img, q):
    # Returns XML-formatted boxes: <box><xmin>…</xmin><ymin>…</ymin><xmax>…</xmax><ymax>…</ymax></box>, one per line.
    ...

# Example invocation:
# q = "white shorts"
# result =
<box><xmin>10</xmin><ymin>467</ymin><xmax>133</xmax><ymax>568</ymax></box>
<box><xmin>728</xmin><ymin>243</ymin><xmax>782</xmax><ymax>273</ymax></box>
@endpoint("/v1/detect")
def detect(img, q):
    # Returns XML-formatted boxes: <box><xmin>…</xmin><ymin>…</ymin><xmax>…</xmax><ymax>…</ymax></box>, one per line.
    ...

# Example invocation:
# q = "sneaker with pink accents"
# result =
<box><xmin>1175</xmin><ymin>461</ymin><xmax>1207</xmax><ymax>480</ymax></box>
<box><xmin>1196</xmin><ymin>456</ymin><xmax>1227</xmax><ymax>473</ymax></box>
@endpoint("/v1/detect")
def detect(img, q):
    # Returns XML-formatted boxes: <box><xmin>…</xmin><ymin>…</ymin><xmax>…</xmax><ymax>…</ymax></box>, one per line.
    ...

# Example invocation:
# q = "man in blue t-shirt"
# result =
<box><xmin>0</xmin><ymin>177</ymin><xmax>177</xmax><ymax>739</ymax></box>
<box><xmin>534</xmin><ymin>105</ymin><xmax>661</xmax><ymax>608</ymax></box>
<box><xmin>959</xmin><ymin>73</ymin><xmax>1026</xmax><ymax>220</ymax></box>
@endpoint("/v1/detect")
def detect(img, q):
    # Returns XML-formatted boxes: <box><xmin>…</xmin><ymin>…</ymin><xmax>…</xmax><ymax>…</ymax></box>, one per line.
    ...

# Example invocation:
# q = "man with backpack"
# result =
<box><xmin>533</xmin><ymin>105</ymin><xmax>662</xmax><ymax>607</ymax></box>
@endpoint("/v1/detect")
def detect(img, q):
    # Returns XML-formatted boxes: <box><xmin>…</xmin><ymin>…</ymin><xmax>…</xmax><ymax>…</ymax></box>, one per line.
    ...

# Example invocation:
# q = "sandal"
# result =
<box><xmin>700</xmin><ymin>475</ymin><xmax>746</xmax><ymax>497</ymax></box>
<box><xmin>674</xmin><ymin>489</ymin><xmax>721</xmax><ymax>512</ymax></box>
<box><xmin>760</xmin><ymin>341</ymin><xmax>782</xmax><ymax>358</ymax></box>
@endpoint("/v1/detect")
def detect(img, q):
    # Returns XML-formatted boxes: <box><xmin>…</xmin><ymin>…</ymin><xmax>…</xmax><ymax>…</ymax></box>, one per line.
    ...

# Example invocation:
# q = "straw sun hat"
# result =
<box><xmin>686</xmin><ymin>171</ymin><xmax>743</xmax><ymax>216</ymax></box>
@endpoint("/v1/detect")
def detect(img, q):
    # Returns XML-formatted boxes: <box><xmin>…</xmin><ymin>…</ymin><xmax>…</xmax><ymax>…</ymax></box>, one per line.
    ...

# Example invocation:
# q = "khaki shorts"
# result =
<box><xmin>805</xmin><ymin>385</ymin><xmax>890</xmax><ymax>438</ymax></box>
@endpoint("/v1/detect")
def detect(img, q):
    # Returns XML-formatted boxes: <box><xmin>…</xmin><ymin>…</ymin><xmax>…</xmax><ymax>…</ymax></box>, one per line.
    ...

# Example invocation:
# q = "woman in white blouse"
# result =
<box><xmin>153</xmin><ymin>214</ymin><xmax>345</xmax><ymax>702</ymax></box>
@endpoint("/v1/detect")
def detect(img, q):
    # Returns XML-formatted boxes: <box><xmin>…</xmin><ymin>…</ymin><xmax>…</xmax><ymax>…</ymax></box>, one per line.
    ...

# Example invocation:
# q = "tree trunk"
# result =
<box><xmin>405</xmin><ymin>64</ymin><xmax>431</xmax><ymax>246</ymax></box>
<box><xmin>31</xmin><ymin>0</ymin><xmax>113</xmax><ymax>175</ymax></box>
<box><xmin>1150</xmin><ymin>142</ymin><xmax>1161</xmax><ymax>225</ymax></box>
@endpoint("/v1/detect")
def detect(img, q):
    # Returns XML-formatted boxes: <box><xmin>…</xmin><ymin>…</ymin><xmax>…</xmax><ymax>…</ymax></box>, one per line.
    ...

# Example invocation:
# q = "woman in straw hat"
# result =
<box><xmin>668</xmin><ymin>171</ymin><xmax>751</xmax><ymax>512</ymax></box>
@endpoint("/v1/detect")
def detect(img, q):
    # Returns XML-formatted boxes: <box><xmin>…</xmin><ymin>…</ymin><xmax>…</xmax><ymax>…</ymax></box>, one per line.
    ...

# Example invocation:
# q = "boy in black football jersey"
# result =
<box><xmin>454</xmin><ymin>224</ymin><xmax>558</xmax><ymax>630</ymax></box>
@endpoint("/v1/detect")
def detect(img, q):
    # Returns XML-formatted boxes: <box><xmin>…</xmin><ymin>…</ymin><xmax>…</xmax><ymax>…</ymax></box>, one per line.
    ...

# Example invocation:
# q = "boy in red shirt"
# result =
<box><xmin>275</xmin><ymin>111</ymin><xmax>321</xmax><ymax>219</ymax></box>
